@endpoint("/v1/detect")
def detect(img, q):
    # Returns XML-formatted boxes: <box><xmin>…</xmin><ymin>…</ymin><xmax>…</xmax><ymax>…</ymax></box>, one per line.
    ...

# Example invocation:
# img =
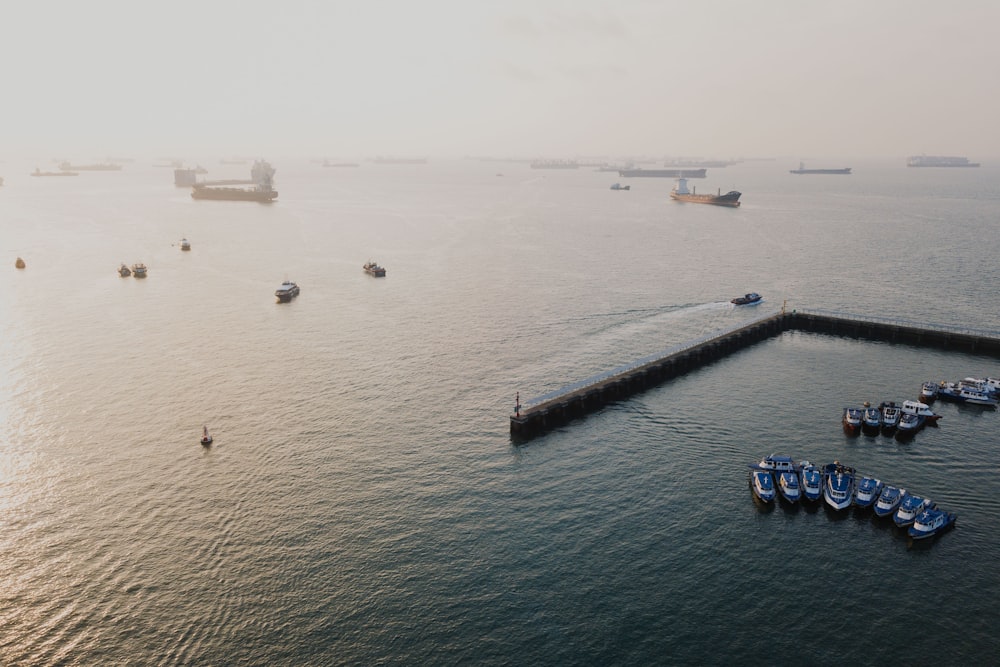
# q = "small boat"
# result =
<box><xmin>180</xmin><ymin>238</ymin><xmax>191</xmax><ymax>251</ymax></box>
<box><xmin>822</xmin><ymin>462</ymin><xmax>855</xmax><ymax>511</ymax></box>
<box><xmin>275</xmin><ymin>280</ymin><xmax>300</xmax><ymax>302</ymax></box>
<box><xmin>748</xmin><ymin>469</ymin><xmax>776</xmax><ymax>503</ymax></box>
<box><xmin>920</xmin><ymin>381</ymin><xmax>939</xmax><ymax>401</ymax></box>
<box><xmin>15</xmin><ymin>256</ymin><xmax>26</xmax><ymax>269</ymax></box>
<box><xmin>201</xmin><ymin>426</ymin><xmax>213</xmax><ymax>446</ymax></box>
<box><xmin>873</xmin><ymin>485</ymin><xmax>906</xmax><ymax>518</ymax></box>
<box><xmin>131</xmin><ymin>263</ymin><xmax>148</xmax><ymax>278</ymax></box>
<box><xmin>731</xmin><ymin>292</ymin><xmax>762</xmax><ymax>306</ymax></box>
<box><xmin>880</xmin><ymin>402</ymin><xmax>901</xmax><ymax>433</ymax></box>
<box><xmin>363</xmin><ymin>261</ymin><xmax>386</xmax><ymax>277</ymax></box>
<box><xmin>896</xmin><ymin>412</ymin><xmax>922</xmax><ymax>436</ymax></box>
<box><xmin>799</xmin><ymin>461</ymin><xmax>823</xmax><ymax>502</ymax></box>
<box><xmin>908</xmin><ymin>508</ymin><xmax>956</xmax><ymax>540</ymax></box>
<box><xmin>893</xmin><ymin>493</ymin><xmax>934</xmax><ymax>527</ymax></box>
<box><xmin>609</xmin><ymin>183</ymin><xmax>631</xmax><ymax>191</ymax></box>
<box><xmin>118</xmin><ymin>263</ymin><xmax>131</xmax><ymax>277</ymax></box>
<box><xmin>861</xmin><ymin>403</ymin><xmax>882</xmax><ymax>433</ymax></box>
<box><xmin>776</xmin><ymin>470</ymin><xmax>802</xmax><ymax>503</ymax></box>
<box><xmin>842</xmin><ymin>407</ymin><xmax>863</xmax><ymax>433</ymax></box>
<box><xmin>853</xmin><ymin>476</ymin><xmax>883</xmax><ymax>509</ymax></box>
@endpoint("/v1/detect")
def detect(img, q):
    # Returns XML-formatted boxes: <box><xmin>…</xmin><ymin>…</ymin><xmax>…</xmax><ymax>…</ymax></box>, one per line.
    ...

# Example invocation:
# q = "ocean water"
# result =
<box><xmin>2</xmin><ymin>158</ymin><xmax>999</xmax><ymax>665</ymax></box>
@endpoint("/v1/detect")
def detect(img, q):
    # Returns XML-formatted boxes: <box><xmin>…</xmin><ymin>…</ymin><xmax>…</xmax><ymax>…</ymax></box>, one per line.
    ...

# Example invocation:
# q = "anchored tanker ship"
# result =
<box><xmin>669</xmin><ymin>178</ymin><xmax>741</xmax><ymax>207</ymax></box>
<box><xmin>906</xmin><ymin>155</ymin><xmax>980</xmax><ymax>167</ymax></box>
<box><xmin>789</xmin><ymin>162</ymin><xmax>851</xmax><ymax>175</ymax></box>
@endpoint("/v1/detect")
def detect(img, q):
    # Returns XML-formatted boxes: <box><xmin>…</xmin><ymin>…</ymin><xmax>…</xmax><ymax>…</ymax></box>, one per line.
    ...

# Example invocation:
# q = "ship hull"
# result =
<box><xmin>620</xmin><ymin>168</ymin><xmax>707</xmax><ymax>178</ymax></box>
<box><xmin>191</xmin><ymin>187</ymin><xmax>277</xmax><ymax>202</ymax></box>
<box><xmin>669</xmin><ymin>192</ymin><xmax>741</xmax><ymax>207</ymax></box>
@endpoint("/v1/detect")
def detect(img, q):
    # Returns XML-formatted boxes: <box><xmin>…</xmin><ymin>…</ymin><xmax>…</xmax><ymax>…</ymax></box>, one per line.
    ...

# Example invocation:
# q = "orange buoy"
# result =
<box><xmin>15</xmin><ymin>257</ymin><xmax>26</xmax><ymax>269</ymax></box>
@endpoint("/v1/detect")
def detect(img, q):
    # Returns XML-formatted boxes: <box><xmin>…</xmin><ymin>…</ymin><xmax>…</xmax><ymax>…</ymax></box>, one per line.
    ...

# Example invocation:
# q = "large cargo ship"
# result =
<box><xmin>669</xmin><ymin>178</ymin><xmax>741</xmax><ymax>207</ymax></box>
<box><xmin>619</xmin><ymin>168</ymin><xmax>707</xmax><ymax>178</ymax></box>
<box><xmin>789</xmin><ymin>162</ymin><xmax>851</xmax><ymax>175</ymax></box>
<box><xmin>190</xmin><ymin>160</ymin><xmax>277</xmax><ymax>201</ymax></box>
<box><xmin>530</xmin><ymin>159</ymin><xmax>579</xmax><ymax>169</ymax></box>
<box><xmin>906</xmin><ymin>155</ymin><xmax>980</xmax><ymax>167</ymax></box>
<box><xmin>59</xmin><ymin>161</ymin><xmax>122</xmax><ymax>171</ymax></box>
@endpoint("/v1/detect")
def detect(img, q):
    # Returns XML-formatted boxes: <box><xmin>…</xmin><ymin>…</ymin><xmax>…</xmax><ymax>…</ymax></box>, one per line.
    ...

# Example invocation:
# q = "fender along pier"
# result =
<box><xmin>510</xmin><ymin>309</ymin><xmax>1000</xmax><ymax>440</ymax></box>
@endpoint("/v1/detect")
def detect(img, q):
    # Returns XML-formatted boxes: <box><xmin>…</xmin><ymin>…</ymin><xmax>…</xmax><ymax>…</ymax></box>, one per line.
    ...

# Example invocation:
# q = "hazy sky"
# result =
<box><xmin>3</xmin><ymin>0</ymin><xmax>998</xmax><ymax>161</ymax></box>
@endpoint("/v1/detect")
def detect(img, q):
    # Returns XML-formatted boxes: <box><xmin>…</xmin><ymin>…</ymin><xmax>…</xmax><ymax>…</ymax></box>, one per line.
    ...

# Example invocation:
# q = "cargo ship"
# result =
<box><xmin>59</xmin><ymin>161</ymin><xmax>122</xmax><ymax>171</ymax></box>
<box><xmin>191</xmin><ymin>160</ymin><xmax>277</xmax><ymax>201</ymax></box>
<box><xmin>32</xmin><ymin>167</ymin><xmax>78</xmax><ymax>177</ymax></box>
<box><xmin>619</xmin><ymin>168</ymin><xmax>707</xmax><ymax>178</ymax></box>
<box><xmin>789</xmin><ymin>162</ymin><xmax>851</xmax><ymax>175</ymax></box>
<box><xmin>669</xmin><ymin>178</ymin><xmax>741</xmax><ymax>207</ymax></box>
<box><xmin>530</xmin><ymin>159</ymin><xmax>579</xmax><ymax>169</ymax></box>
<box><xmin>374</xmin><ymin>156</ymin><xmax>427</xmax><ymax>164</ymax></box>
<box><xmin>907</xmin><ymin>155</ymin><xmax>980</xmax><ymax>167</ymax></box>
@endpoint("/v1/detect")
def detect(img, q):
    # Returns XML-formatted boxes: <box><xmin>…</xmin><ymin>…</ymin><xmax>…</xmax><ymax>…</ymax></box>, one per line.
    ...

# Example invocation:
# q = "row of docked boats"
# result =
<box><xmin>921</xmin><ymin>376</ymin><xmax>999</xmax><ymax>407</ymax></box>
<box><xmin>842</xmin><ymin>399</ymin><xmax>939</xmax><ymax>438</ymax></box>
<box><xmin>748</xmin><ymin>454</ymin><xmax>956</xmax><ymax>540</ymax></box>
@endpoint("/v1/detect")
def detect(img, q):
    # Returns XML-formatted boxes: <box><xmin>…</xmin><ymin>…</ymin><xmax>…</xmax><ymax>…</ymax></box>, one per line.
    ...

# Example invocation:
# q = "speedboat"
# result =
<box><xmin>180</xmin><ymin>238</ymin><xmax>191</xmax><ymax>251</ymax></box>
<box><xmin>880</xmin><ymin>402</ymin><xmax>901</xmax><ymax>433</ymax></box>
<box><xmin>731</xmin><ymin>292</ymin><xmax>762</xmax><ymax>306</ymax></box>
<box><xmin>363</xmin><ymin>261</ymin><xmax>386</xmax><ymax>277</ymax></box>
<box><xmin>920</xmin><ymin>381</ymin><xmax>939</xmax><ymax>401</ymax></box>
<box><xmin>908</xmin><ymin>508</ymin><xmax>956</xmax><ymax>540</ymax></box>
<box><xmin>799</xmin><ymin>461</ymin><xmax>823</xmax><ymax>502</ymax></box>
<box><xmin>118</xmin><ymin>263</ymin><xmax>131</xmax><ymax>277</ymax></box>
<box><xmin>822</xmin><ymin>462</ymin><xmax>855</xmax><ymax>511</ymax></box>
<box><xmin>131</xmin><ymin>263</ymin><xmax>147</xmax><ymax>278</ymax></box>
<box><xmin>201</xmin><ymin>426</ymin><xmax>213</xmax><ymax>446</ymax></box>
<box><xmin>894</xmin><ymin>493</ymin><xmax>934</xmax><ymax>527</ymax></box>
<box><xmin>275</xmin><ymin>280</ymin><xmax>300</xmax><ymax>302</ymax></box>
<box><xmin>749</xmin><ymin>469</ymin><xmax>775</xmax><ymax>503</ymax></box>
<box><xmin>873</xmin><ymin>485</ymin><xmax>905</xmax><ymax>518</ymax></box>
<box><xmin>610</xmin><ymin>183</ymin><xmax>631</xmax><ymax>191</ymax></box>
<box><xmin>853</xmin><ymin>476</ymin><xmax>883</xmax><ymax>509</ymax></box>
<box><xmin>842</xmin><ymin>407</ymin><xmax>863</xmax><ymax>433</ymax></box>
<box><xmin>861</xmin><ymin>403</ymin><xmax>882</xmax><ymax>433</ymax></box>
<box><xmin>777</xmin><ymin>470</ymin><xmax>802</xmax><ymax>503</ymax></box>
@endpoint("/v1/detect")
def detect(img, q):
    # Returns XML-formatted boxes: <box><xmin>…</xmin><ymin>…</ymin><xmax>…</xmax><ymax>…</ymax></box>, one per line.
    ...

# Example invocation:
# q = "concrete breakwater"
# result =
<box><xmin>510</xmin><ymin>309</ymin><xmax>1000</xmax><ymax>440</ymax></box>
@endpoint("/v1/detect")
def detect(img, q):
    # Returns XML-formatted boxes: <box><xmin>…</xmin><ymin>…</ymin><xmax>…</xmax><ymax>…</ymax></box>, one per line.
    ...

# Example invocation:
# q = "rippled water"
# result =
<box><xmin>2</xmin><ymin>159</ymin><xmax>999</xmax><ymax>664</ymax></box>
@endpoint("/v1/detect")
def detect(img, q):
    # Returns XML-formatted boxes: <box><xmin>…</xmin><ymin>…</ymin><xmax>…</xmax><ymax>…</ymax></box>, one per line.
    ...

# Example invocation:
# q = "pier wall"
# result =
<box><xmin>510</xmin><ymin>310</ymin><xmax>1000</xmax><ymax>440</ymax></box>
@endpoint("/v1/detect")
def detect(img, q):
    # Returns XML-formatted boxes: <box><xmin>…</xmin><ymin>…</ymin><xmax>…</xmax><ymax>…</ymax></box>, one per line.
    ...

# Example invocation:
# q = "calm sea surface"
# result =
<box><xmin>2</xmin><ymin>158</ymin><xmax>999</xmax><ymax>665</ymax></box>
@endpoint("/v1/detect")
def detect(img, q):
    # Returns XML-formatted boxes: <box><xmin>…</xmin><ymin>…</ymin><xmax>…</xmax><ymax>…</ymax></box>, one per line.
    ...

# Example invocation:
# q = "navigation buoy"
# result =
<box><xmin>15</xmin><ymin>257</ymin><xmax>25</xmax><ymax>269</ymax></box>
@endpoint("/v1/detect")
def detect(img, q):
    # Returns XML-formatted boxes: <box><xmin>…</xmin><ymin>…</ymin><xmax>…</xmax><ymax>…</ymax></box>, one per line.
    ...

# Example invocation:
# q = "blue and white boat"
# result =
<box><xmin>842</xmin><ymin>407</ymin><xmax>863</xmax><ymax>433</ymax></box>
<box><xmin>873</xmin><ymin>485</ymin><xmax>905</xmax><ymax>518</ymax></box>
<box><xmin>799</xmin><ymin>461</ymin><xmax>823</xmax><ymax>502</ymax></box>
<box><xmin>908</xmin><ymin>508</ymin><xmax>957</xmax><ymax>540</ymax></box>
<box><xmin>777</xmin><ymin>470</ymin><xmax>802</xmax><ymax>503</ymax></box>
<box><xmin>749</xmin><ymin>469</ymin><xmax>776</xmax><ymax>503</ymax></box>
<box><xmin>894</xmin><ymin>493</ymin><xmax>934</xmax><ymax>527</ymax></box>
<box><xmin>853</xmin><ymin>476</ymin><xmax>884</xmax><ymax>509</ymax></box>
<box><xmin>880</xmin><ymin>402</ymin><xmax>901</xmax><ymax>433</ymax></box>
<box><xmin>896</xmin><ymin>400</ymin><xmax>941</xmax><ymax>437</ymax></box>
<box><xmin>920</xmin><ymin>381</ymin><xmax>939</xmax><ymax>402</ymax></box>
<box><xmin>822</xmin><ymin>462</ymin><xmax>856</xmax><ymax>511</ymax></box>
<box><xmin>861</xmin><ymin>403</ymin><xmax>882</xmax><ymax>432</ymax></box>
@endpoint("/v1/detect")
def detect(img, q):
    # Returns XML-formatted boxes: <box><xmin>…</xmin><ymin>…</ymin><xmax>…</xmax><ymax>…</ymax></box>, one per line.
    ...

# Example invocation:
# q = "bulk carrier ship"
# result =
<box><xmin>191</xmin><ymin>160</ymin><xmax>278</xmax><ymax>202</ymax></box>
<box><xmin>669</xmin><ymin>178</ymin><xmax>741</xmax><ymax>207</ymax></box>
<box><xmin>906</xmin><ymin>155</ymin><xmax>980</xmax><ymax>167</ymax></box>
